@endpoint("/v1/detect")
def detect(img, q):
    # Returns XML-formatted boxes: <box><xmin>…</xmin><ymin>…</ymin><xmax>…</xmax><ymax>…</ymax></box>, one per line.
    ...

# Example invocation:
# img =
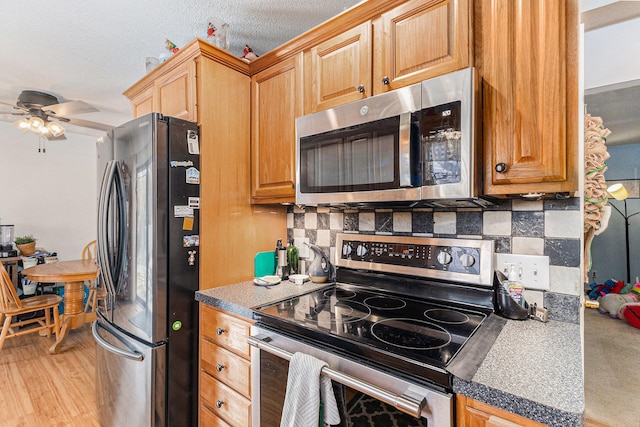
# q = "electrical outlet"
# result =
<box><xmin>494</xmin><ymin>253</ymin><xmax>550</xmax><ymax>291</ymax></box>
<box><xmin>294</xmin><ymin>237</ymin><xmax>310</xmax><ymax>259</ymax></box>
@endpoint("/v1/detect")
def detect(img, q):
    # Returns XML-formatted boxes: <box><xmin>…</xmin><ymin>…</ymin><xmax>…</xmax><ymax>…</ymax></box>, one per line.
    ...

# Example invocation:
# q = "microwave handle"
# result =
<box><xmin>399</xmin><ymin>112</ymin><xmax>412</xmax><ymax>187</ymax></box>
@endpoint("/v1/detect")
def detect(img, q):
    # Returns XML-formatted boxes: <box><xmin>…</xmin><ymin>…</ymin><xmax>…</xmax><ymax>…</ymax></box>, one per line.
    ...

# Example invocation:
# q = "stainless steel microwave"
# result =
<box><xmin>295</xmin><ymin>67</ymin><xmax>490</xmax><ymax>207</ymax></box>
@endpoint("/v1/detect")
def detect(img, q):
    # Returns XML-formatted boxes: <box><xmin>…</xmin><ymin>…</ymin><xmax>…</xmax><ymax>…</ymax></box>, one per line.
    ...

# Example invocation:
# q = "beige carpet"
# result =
<box><xmin>584</xmin><ymin>307</ymin><xmax>640</xmax><ymax>427</ymax></box>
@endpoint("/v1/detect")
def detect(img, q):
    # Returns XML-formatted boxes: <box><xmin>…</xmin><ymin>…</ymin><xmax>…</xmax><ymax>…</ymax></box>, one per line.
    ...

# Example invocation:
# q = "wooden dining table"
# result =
<box><xmin>22</xmin><ymin>259</ymin><xmax>99</xmax><ymax>353</ymax></box>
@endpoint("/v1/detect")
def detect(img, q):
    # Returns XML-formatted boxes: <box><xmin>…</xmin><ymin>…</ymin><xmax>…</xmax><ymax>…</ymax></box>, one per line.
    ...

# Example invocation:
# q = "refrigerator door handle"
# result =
<box><xmin>98</xmin><ymin>160</ymin><xmax>117</xmax><ymax>296</ymax></box>
<box><xmin>92</xmin><ymin>320</ymin><xmax>144</xmax><ymax>362</ymax></box>
<box><xmin>111</xmin><ymin>164</ymin><xmax>128</xmax><ymax>294</ymax></box>
<box><xmin>97</xmin><ymin>160</ymin><xmax>127</xmax><ymax>297</ymax></box>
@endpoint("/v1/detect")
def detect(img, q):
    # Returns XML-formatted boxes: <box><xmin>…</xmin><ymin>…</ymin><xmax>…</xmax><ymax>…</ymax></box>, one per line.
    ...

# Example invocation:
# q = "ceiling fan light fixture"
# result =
<box><xmin>28</xmin><ymin>116</ymin><xmax>45</xmax><ymax>132</ymax></box>
<box><xmin>13</xmin><ymin>118</ymin><xmax>30</xmax><ymax>132</ymax></box>
<box><xmin>46</xmin><ymin>121</ymin><xmax>65</xmax><ymax>137</ymax></box>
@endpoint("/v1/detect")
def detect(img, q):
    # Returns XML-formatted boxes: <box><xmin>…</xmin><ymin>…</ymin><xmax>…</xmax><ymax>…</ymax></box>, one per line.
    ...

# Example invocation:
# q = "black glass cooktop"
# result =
<box><xmin>256</xmin><ymin>283</ymin><xmax>487</xmax><ymax>387</ymax></box>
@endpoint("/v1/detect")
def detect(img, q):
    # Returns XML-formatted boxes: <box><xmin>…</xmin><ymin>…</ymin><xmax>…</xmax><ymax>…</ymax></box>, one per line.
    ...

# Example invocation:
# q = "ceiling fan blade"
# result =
<box><xmin>0</xmin><ymin>100</ymin><xmax>28</xmax><ymax>112</ymax></box>
<box><xmin>44</xmin><ymin>100</ymin><xmax>98</xmax><ymax>116</ymax></box>
<box><xmin>64</xmin><ymin>117</ymin><xmax>113</xmax><ymax>132</ymax></box>
<box><xmin>0</xmin><ymin>110</ymin><xmax>28</xmax><ymax>116</ymax></box>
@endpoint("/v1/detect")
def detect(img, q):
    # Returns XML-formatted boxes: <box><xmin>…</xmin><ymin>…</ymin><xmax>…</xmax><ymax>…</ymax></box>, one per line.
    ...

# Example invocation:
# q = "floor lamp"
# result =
<box><xmin>608</xmin><ymin>183</ymin><xmax>639</xmax><ymax>284</ymax></box>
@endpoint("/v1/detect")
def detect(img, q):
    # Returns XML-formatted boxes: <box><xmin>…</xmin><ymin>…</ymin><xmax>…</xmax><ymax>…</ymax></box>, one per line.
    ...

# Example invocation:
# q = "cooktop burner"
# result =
<box><xmin>257</xmin><ymin>283</ymin><xmax>487</xmax><ymax>372</ymax></box>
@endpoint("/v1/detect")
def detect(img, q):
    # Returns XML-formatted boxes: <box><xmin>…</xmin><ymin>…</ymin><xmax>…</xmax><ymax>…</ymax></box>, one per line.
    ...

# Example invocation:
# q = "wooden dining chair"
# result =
<box><xmin>82</xmin><ymin>240</ymin><xmax>106</xmax><ymax>313</ymax></box>
<box><xmin>0</xmin><ymin>262</ymin><xmax>62</xmax><ymax>351</ymax></box>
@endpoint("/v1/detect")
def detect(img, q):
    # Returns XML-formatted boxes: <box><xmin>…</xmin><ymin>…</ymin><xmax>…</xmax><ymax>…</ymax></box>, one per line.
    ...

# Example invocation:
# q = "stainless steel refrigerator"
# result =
<box><xmin>92</xmin><ymin>113</ymin><xmax>200</xmax><ymax>427</ymax></box>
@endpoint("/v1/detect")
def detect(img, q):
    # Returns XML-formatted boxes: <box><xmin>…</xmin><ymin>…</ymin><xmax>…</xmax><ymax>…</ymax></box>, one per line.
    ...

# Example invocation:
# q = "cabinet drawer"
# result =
<box><xmin>200</xmin><ymin>403</ymin><xmax>233</xmax><ymax>427</ymax></box>
<box><xmin>201</xmin><ymin>372</ymin><xmax>251</xmax><ymax>427</ymax></box>
<box><xmin>201</xmin><ymin>306</ymin><xmax>251</xmax><ymax>359</ymax></box>
<box><xmin>201</xmin><ymin>339</ymin><xmax>251</xmax><ymax>398</ymax></box>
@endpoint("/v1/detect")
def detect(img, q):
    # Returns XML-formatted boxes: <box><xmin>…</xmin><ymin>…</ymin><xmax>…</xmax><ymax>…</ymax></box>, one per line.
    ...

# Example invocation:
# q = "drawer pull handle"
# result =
<box><xmin>216</xmin><ymin>327</ymin><xmax>226</xmax><ymax>335</ymax></box>
<box><xmin>216</xmin><ymin>400</ymin><xmax>225</xmax><ymax>409</ymax></box>
<box><xmin>357</xmin><ymin>84</ymin><xmax>365</xmax><ymax>93</ymax></box>
<box><xmin>382</xmin><ymin>76</ymin><xmax>390</xmax><ymax>85</ymax></box>
<box><xmin>495</xmin><ymin>163</ymin><xmax>508</xmax><ymax>173</ymax></box>
<box><xmin>216</xmin><ymin>363</ymin><xmax>225</xmax><ymax>372</ymax></box>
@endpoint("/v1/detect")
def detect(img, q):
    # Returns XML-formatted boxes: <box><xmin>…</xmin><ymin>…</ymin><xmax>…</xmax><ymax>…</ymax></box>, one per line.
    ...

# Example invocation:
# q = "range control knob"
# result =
<box><xmin>356</xmin><ymin>244</ymin><xmax>368</xmax><ymax>257</ymax></box>
<box><xmin>436</xmin><ymin>251</ymin><xmax>452</xmax><ymax>265</ymax></box>
<box><xmin>342</xmin><ymin>243</ymin><xmax>353</xmax><ymax>257</ymax></box>
<box><xmin>459</xmin><ymin>253</ymin><xmax>476</xmax><ymax>268</ymax></box>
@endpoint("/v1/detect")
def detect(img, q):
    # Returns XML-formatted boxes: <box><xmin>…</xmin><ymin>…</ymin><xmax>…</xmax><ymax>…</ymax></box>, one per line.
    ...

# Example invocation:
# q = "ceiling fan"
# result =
<box><xmin>0</xmin><ymin>90</ymin><xmax>113</xmax><ymax>140</ymax></box>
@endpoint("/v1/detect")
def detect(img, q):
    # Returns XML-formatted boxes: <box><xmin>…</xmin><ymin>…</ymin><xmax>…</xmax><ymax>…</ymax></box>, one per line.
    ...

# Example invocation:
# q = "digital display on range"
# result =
<box><xmin>390</xmin><ymin>244</ymin><xmax>414</xmax><ymax>257</ymax></box>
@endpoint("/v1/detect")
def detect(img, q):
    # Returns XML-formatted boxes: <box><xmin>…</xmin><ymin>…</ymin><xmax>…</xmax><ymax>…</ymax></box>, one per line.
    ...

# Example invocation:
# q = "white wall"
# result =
<box><xmin>0</xmin><ymin>122</ymin><xmax>97</xmax><ymax>260</ymax></box>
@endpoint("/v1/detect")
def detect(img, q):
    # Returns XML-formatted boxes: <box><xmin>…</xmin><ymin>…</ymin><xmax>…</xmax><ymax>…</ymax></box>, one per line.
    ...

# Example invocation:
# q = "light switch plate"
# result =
<box><xmin>494</xmin><ymin>253</ymin><xmax>550</xmax><ymax>291</ymax></box>
<box><xmin>294</xmin><ymin>237</ymin><xmax>310</xmax><ymax>259</ymax></box>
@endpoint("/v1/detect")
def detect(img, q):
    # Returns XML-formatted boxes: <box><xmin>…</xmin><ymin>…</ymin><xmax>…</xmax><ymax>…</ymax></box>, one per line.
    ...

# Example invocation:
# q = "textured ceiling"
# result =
<box><xmin>0</xmin><ymin>0</ymin><xmax>361</xmax><ymax>136</ymax></box>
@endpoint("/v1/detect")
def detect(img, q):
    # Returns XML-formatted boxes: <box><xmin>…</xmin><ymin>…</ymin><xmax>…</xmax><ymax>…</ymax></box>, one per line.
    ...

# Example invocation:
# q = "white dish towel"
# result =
<box><xmin>280</xmin><ymin>352</ymin><xmax>341</xmax><ymax>427</ymax></box>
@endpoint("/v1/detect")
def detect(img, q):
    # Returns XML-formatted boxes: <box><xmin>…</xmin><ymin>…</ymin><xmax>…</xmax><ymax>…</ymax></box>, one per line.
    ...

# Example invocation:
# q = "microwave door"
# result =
<box><xmin>297</xmin><ymin>114</ymin><xmax>420</xmax><ymax>205</ymax></box>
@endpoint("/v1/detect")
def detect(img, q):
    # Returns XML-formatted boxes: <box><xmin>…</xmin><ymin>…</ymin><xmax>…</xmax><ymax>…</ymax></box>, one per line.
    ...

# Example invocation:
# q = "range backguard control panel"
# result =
<box><xmin>340</xmin><ymin>239</ymin><xmax>482</xmax><ymax>276</ymax></box>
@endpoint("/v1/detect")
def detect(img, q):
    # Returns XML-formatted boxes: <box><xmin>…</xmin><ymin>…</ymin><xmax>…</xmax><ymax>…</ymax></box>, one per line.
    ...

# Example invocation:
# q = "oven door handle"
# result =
<box><xmin>248</xmin><ymin>335</ymin><xmax>427</xmax><ymax>418</ymax></box>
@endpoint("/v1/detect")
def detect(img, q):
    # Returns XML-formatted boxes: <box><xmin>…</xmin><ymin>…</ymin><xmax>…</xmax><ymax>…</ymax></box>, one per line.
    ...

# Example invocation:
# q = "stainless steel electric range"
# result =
<box><xmin>249</xmin><ymin>233</ymin><xmax>505</xmax><ymax>426</ymax></box>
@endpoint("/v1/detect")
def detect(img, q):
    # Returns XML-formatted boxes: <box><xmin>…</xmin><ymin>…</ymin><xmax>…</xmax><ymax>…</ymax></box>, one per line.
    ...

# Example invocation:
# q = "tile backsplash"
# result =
<box><xmin>287</xmin><ymin>197</ymin><xmax>582</xmax><ymax>323</ymax></box>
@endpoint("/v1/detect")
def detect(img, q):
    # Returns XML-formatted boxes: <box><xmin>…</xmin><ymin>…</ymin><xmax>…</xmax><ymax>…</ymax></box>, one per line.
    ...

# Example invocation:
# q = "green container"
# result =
<box><xmin>254</xmin><ymin>251</ymin><xmax>276</xmax><ymax>277</ymax></box>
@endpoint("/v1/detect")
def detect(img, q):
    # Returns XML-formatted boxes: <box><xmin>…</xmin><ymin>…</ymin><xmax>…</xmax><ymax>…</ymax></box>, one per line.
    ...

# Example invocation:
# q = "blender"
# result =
<box><xmin>0</xmin><ymin>224</ymin><xmax>17</xmax><ymax>257</ymax></box>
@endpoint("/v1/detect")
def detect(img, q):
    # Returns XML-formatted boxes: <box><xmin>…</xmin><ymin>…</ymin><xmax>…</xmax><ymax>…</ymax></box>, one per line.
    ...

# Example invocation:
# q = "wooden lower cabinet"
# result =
<box><xmin>200</xmin><ymin>372</ymin><xmax>251</xmax><ymax>427</ymax></box>
<box><xmin>200</xmin><ymin>404</ymin><xmax>232</xmax><ymax>427</ymax></box>
<box><xmin>456</xmin><ymin>395</ymin><xmax>548</xmax><ymax>427</ymax></box>
<box><xmin>200</xmin><ymin>305</ymin><xmax>253</xmax><ymax>427</ymax></box>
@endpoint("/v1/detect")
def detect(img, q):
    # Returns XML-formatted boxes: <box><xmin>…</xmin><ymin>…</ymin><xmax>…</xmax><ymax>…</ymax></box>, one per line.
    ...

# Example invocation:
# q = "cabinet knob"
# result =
<box><xmin>216</xmin><ymin>327</ymin><xmax>226</xmax><ymax>336</ymax></box>
<box><xmin>357</xmin><ymin>84</ymin><xmax>365</xmax><ymax>93</ymax></box>
<box><xmin>381</xmin><ymin>76</ymin><xmax>390</xmax><ymax>85</ymax></box>
<box><xmin>495</xmin><ymin>163</ymin><xmax>508</xmax><ymax>173</ymax></box>
<box><xmin>216</xmin><ymin>363</ymin><xmax>225</xmax><ymax>372</ymax></box>
<box><xmin>215</xmin><ymin>400</ymin><xmax>225</xmax><ymax>409</ymax></box>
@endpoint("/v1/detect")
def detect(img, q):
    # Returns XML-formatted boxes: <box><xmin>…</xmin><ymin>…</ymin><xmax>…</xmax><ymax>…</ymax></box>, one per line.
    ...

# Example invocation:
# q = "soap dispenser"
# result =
<box><xmin>502</xmin><ymin>265</ymin><xmax>526</xmax><ymax>308</ymax></box>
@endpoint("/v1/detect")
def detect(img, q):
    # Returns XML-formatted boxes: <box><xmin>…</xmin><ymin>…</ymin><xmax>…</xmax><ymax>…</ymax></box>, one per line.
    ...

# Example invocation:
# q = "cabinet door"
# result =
<box><xmin>374</xmin><ymin>0</ymin><xmax>470</xmax><ymax>94</ymax></box>
<box><xmin>304</xmin><ymin>21</ymin><xmax>372</xmax><ymax>113</ymax></box>
<box><xmin>155</xmin><ymin>60</ymin><xmax>196</xmax><ymax>121</ymax></box>
<box><xmin>251</xmin><ymin>54</ymin><xmax>303</xmax><ymax>203</ymax></box>
<box><xmin>456</xmin><ymin>395</ymin><xmax>547</xmax><ymax>427</ymax></box>
<box><xmin>131</xmin><ymin>85</ymin><xmax>154</xmax><ymax>118</ymax></box>
<box><xmin>477</xmin><ymin>0</ymin><xmax>578</xmax><ymax>196</ymax></box>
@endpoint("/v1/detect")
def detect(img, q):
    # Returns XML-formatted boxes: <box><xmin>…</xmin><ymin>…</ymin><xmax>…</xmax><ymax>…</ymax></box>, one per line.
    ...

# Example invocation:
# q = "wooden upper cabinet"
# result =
<box><xmin>154</xmin><ymin>60</ymin><xmax>197</xmax><ymax>121</ymax></box>
<box><xmin>251</xmin><ymin>54</ymin><xmax>303</xmax><ymax>203</ymax></box>
<box><xmin>304</xmin><ymin>22</ymin><xmax>372</xmax><ymax>113</ymax></box>
<box><xmin>131</xmin><ymin>85</ymin><xmax>154</xmax><ymax>118</ymax></box>
<box><xmin>476</xmin><ymin>0</ymin><xmax>578</xmax><ymax>196</ymax></box>
<box><xmin>373</xmin><ymin>0</ymin><xmax>470</xmax><ymax>93</ymax></box>
<box><xmin>303</xmin><ymin>0</ymin><xmax>470</xmax><ymax>114</ymax></box>
<box><xmin>128</xmin><ymin>59</ymin><xmax>197</xmax><ymax>121</ymax></box>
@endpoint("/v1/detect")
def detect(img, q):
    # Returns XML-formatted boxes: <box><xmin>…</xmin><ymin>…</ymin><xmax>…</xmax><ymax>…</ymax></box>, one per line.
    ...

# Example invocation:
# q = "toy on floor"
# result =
<box><xmin>588</xmin><ymin>279</ymin><xmax>625</xmax><ymax>299</ymax></box>
<box><xmin>620</xmin><ymin>303</ymin><xmax>640</xmax><ymax>328</ymax></box>
<box><xmin>598</xmin><ymin>293</ymin><xmax>638</xmax><ymax>318</ymax></box>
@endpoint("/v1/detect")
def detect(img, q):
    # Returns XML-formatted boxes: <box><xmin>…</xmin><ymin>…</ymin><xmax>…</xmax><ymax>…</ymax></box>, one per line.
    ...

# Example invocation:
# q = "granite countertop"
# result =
<box><xmin>196</xmin><ymin>278</ymin><xmax>331</xmax><ymax>318</ymax></box>
<box><xmin>196</xmin><ymin>282</ymin><xmax>584</xmax><ymax>427</ymax></box>
<box><xmin>453</xmin><ymin>319</ymin><xmax>584</xmax><ymax>427</ymax></box>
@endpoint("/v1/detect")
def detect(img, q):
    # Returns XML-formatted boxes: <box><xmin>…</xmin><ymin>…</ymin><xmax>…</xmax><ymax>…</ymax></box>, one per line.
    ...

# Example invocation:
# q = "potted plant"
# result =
<box><xmin>15</xmin><ymin>234</ymin><xmax>36</xmax><ymax>256</ymax></box>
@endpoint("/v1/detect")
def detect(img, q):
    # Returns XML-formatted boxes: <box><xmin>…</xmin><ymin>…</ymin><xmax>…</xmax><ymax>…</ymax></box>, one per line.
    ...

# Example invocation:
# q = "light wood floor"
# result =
<box><xmin>0</xmin><ymin>324</ymin><xmax>98</xmax><ymax>427</ymax></box>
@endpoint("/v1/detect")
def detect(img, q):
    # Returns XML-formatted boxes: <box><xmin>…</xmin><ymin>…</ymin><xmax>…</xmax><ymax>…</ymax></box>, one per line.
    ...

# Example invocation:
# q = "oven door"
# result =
<box><xmin>250</xmin><ymin>325</ymin><xmax>452</xmax><ymax>427</ymax></box>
